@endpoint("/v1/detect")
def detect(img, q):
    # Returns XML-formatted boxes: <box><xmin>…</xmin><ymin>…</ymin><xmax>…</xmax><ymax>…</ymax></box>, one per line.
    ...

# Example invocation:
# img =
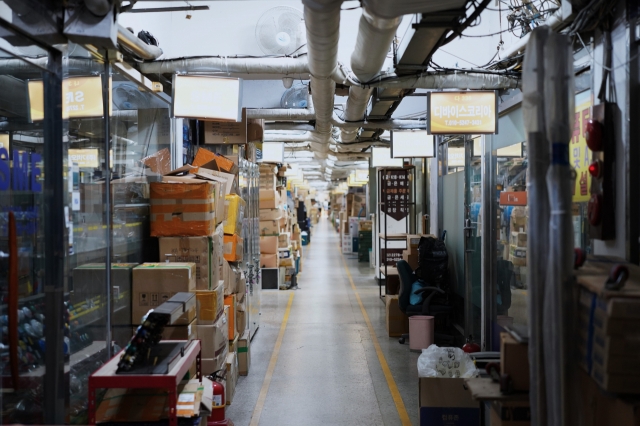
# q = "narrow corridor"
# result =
<box><xmin>227</xmin><ymin>217</ymin><xmax>420</xmax><ymax>426</ymax></box>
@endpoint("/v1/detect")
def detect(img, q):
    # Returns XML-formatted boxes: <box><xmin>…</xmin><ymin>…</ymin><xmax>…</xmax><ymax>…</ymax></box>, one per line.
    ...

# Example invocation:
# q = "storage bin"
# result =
<box><xmin>409</xmin><ymin>315</ymin><xmax>434</xmax><ymax>351</ymax></box>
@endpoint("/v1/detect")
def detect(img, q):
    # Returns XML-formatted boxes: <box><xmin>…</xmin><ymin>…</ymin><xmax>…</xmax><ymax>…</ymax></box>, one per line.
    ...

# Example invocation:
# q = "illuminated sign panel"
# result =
<box><xmin>391</xmin><ymin>130</ymin><xmax>435</xmax><ymax>158</ymax></box>
<box><xmin>172</xmin><ymin>75</ymin><xmax>242</xmax><ymax>121</ymax></box>
<box><xmin>371</xmin><ymin>147</ymin><xmax>403</xmax><ymax>168</ymax></box>
<box><xmin>69</xmin><ymin>149</ymin><xmax>100</xmax><ymax>168</ymax></box>
<box><xmin>428</xmin><ymin>91</ymin><xmax>497</xmax><ymax>134</ymax></box>
<box><xmin>28</xmin><ymin>76</ymin><xmax>106</xmax><ymax>121</ymax></box>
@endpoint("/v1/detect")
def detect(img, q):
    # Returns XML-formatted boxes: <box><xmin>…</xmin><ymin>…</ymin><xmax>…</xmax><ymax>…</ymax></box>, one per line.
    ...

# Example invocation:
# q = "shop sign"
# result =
<box><xmin>381</xmin><ymin>169</ymin><xmax>410</xmax><ymax>221</ymax></box>
<box><xmin>572</xmin><ymin>96</ymin><xmax>592</xmax><ymax>202</ymax></box>
<box><xmin>28</xmin><ymin>76</ymin><xmax>105</xmax><ymax>121</ymax></box>
<box><xmin>172</xmin><ymin>75</ymin><xmax>242</xmax><ymax>122</ymax></box>
<box><xmin>69</xmin><ymin>149</ymin><xmax>100</xmax><ymax>168</ymax></box>
<box><xmin>0</xmin><ymin>149</ymin><xmax>42</xmax><ymax>192</ymax></box>
<box><xmin>0</xmin><ymin>134</ymin><xmax>9</xmax><ymax>152</ymax></box>
<box><xmin>428</xmin><ymin>91</ymin><xmax>497</xmax><ymax>134</ymax></box>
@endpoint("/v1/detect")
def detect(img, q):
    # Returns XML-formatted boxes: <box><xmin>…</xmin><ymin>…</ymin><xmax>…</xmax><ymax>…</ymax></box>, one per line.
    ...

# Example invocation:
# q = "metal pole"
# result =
<box><xmin>481</xmin><ymin>135</ymin><xmax>497</xmax><ymax>351</ymax></box>
<box><xmin>103</xmin><ymin>60</ymin><xmax>113</xmax><ymax>359</ymax></box>
<box><xmin>43</xmin><ymin>48</ymin><xmax>66</xmax><ymax>425</ymax></box>
<box><xmin>463</xmin><ymin>135</ymin><xmax>473</xmax><ymax>338</ymax></box>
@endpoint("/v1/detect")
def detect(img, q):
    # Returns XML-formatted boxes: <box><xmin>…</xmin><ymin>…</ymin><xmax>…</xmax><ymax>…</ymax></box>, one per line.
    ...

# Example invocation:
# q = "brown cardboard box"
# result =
<box><xmin>259</xmin><ymin>173</ymin><xmax>277</xmax><ymax>190</ymax></box>
<box><xmin>236</xmin><ymin>309</ymin><xmax>247</xmax><ymax>336</ymax></box>
<box><xmin>161</xmin><ymin>318</ymin><xmax>198</xmax><ymax>341</ymax></box>
<box><xmin>132</xmin><ymin>263</ymin><xmax>196</xmax><ymax>325</ymax></box>
<box><xmin>419</xmin><ymin>377</ymin><xmax>480</xmax><ymax>426</ymax></box>
<box><xmin>509</xmin><ymin>245</ymin><xmax>527</xmax><ymax>267</ymax></box>
<box><xmin>260</xmin><ymin>236</ymin><xmax>279</xmax><ymax>254</ymax></box>
<box><xmin>223</xmin><ymin>194</ymin><xmax>245</xmax><ymax>236</ymax></box>
<box><xmin>260</xmin><ymin>208</ymin><xmax>282</xmax><ymax>221</ymax></box>
<box><xmin>159</xmin><ymin>237</ymin><xmax>214</xmax><ymax>291</ymax></box>
<box><xmin>195</xmin><ymin>283</ymin><xmax>225</xmax><ymax>325</ymax></box>
<box><xmin>510</xmin><ymin>207</ymin><xmax>527</xmax><ymax>233</ymax></box>
<box><xmin>259</xmin><ymin>189</ymin><xmax>279</xmax><ymax>209</ymax></box>
<box><xmin>222</xmin><ymin>260</ymin><xmax>235</xmax><ymax>296</ymax></box>
<box><xmin>259</xmin><ymin>220</ymin><xmax>280</xmax><ymax>236</ymax></box>
<box><xmin>579</xmin><ymin>368</ymin><xmax>640</xmax><ymax>425</ymax></box>
<box><xmin>142</xmin><ymin>148</ymin><xmax>171</xmax><ymax>175</ymax></box>
<box><xmin>402</xmin><ymin>250</ymin><xmax>419</xmax><ymax>270</ymax></box>
<box><xmin>260</xmin><ymin>254</ymin><xmax>279</xmax><ymax>268</ymax></box>
<box><xmin>150</xmin><ymin>182</ymin><xmax>217</xmax><ymax>237</ymax></box>
<box><xmin>500</xmin><ymin>332</ymin><xmax>530</xmax><ymax>391</ymax></box>
<box><xmin>201</xmin><ymin>342</ymin><xmax>229</xmax><ymax>375</ymax></box>
<box><xmin>386</xmin><ymin>295</ymin><xmax>409</xmax><ymax>337</ymax></box>
<box><xmin>224</xmin><ymin>294</ymin><xmax>237</xmax><ymax>341</ymax></box>
<box><xmin>510</xmin><ymin>232</ymin><xmax>527</xmax><ymax>248</ymax></box>
<box><xmin>225</xmin><ymin>351</ymin><xmax>238</xmax><ymax>405</ymax></box>
<box><xmin>196</xmin><ymin>312</ymin><xmax>228</xmax><ymax>359</ymax></box>
<box><xmin>237</xmin><ymin>330</ymin><xmax>250</xmax><ymax>376</ymax></box>
<box><xmin>278</xmin><ymin>232</ymin><xmax>291</xmax><ymax>248</ymax></box>
<box><xmin>203</xmin><ymin>108</ymin><xmax>264</xmax><ymax>145</ymax></box>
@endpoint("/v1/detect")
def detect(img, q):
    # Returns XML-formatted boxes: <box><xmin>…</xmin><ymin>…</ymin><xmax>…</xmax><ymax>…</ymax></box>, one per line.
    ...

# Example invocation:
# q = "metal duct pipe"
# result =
<box><xmin>246</xmin><ymin>108</ymin><xmax>315</xmax><ymax>121</ymax></box>
<box><xmin>304</xmin><ymin>0</ymin><xmax>342</xmax><ymax>136</ymax></box>
<box><xmin>264</xmin><ymin>133</ymin><xmax>312</xmax><ymax>143</ymax></box>
<box><xmin>138</xmin><ymin>56</ymin><xmax>309</xmax><ymax>79</ymax></box>
<box><xmin>351</xmin><ymin>9</ymin><xmax>401</xmax><ymax>83</ymax></box>
<box><xmin>350</xmin><ymin>69</ymin><xmax>520</xmax><ymax>90</ymax></box>
<box><xmin>265</xmin><ymin>122</ymin><xmax>316</xmax><ymax>131</ymax></box>
<box><xmin>0</xmin><ymin>58</ymin><xmax>104</xmax><ymax>77</ymax></box>
<box><xmin>341</xmin><ymin>86</ymin><xmax>373</xmax><ymax>142</ymax></box>
<box><xmin>117</xmin><ymin>24</ymin><xmax>163</xmax><ymax>60</ymax></box>
<box><xmin>333</xmin><ymin>114</ymin><xmax>427</xmax><ymax>130</ymax></box>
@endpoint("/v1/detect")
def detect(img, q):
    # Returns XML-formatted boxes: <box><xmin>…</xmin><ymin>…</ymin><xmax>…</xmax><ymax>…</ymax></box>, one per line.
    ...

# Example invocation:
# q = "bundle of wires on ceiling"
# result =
<box><xmin>566</xmin><ymin>0</ymin><xmax>617</xmax><ymax>35</ymax></box>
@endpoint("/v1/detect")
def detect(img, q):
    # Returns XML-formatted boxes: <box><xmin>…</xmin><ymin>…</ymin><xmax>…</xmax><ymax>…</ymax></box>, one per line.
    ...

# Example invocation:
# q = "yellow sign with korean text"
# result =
<box><xmin>69</xmin><ymin>149</ymin><xmax>100</xmax><ymax>168</ymax></box>
<box><xmin>571</xmin><ymin>96</ymin><xmax>592</xmax><ymax>202</ymax></box>
<box><xmin>429</xmin><ymin>91</ymin><xmax>497</xmax><ymax>134</ymax></box>
<box><xmin>28</xmin><ymin>76</ymin><xmax>108</xmax><ymax>121</ymax></box>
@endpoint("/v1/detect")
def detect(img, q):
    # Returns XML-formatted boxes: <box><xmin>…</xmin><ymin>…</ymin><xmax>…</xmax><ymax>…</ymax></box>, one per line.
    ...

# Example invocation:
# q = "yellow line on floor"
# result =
<box><xmin>249</xmin><ymin>292</ymin><xmax>295</xmax><ymax>426</ymax></box>
<box><xmin>340</xmin><ymin>254</ymin><xmax>412</xmax><ymax>426</ymax></box>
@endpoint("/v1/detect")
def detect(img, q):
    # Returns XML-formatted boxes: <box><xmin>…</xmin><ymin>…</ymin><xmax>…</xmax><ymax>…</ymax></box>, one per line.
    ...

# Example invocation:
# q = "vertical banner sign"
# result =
<box><xmin>571</xmin><ymin>96</ymin><xmax>592</xmax><ymax>202</ymax></box>
<box><xmin>381</xmin><ymin>169</ymin><xmax>411</xmax><ymax>220</ymax></box>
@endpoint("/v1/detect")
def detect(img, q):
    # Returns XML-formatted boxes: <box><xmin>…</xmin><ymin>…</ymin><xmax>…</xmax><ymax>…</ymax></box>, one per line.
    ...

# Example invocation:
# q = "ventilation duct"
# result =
<box><xmin>117</xmin><ymin>25</ymin><xmax>163</xmax><ymax>60</ymax></box>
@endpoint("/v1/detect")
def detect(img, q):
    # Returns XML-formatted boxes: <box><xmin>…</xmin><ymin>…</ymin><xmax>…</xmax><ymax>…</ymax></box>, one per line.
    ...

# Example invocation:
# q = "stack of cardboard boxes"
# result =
<box><xmin>258</xmin><ymin>163</ymin><xmax>303</xmax><ymax>286</ymax></box>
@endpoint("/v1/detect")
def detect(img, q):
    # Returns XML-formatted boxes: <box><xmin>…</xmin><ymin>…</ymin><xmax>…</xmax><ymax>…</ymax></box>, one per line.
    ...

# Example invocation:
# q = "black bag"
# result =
<box><xmin>416</xmin><ymin>236</ymin><xmax>449</xmax><ymax>290</ymax></box>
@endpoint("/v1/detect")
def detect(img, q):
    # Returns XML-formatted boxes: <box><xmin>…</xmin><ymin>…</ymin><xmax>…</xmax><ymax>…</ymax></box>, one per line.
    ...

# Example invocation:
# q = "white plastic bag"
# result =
<box><xmin>417</xmin><ymin>345</ymin><xmax>479</xmax><ymax>378</ymax></box>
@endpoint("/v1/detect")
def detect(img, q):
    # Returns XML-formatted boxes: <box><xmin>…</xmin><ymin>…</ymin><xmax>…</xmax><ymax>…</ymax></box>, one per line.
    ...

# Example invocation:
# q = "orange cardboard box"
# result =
<box><xmin>223</xmin><ymin>234</ymin><xmax>243</xmax><ymax>262</ymax></box>
<box><xmin>150</xmin><ymin>182</ymin><xmax>216</xmax><ymax>237</ymax></box>
<box><xmin>224</xmin><ymin>294</ymin><xmax>237</xmax><ymax>341</ymax></box>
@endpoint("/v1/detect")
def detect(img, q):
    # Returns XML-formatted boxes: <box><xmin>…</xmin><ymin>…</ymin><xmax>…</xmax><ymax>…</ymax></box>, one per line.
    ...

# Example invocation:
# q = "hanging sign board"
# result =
<box><xmin>428</xmin><ymin>91</ymin><xmax>498</xmax><ymax>134</ymax></box>
<box><xmin>371</xmin><ymin>147</ymin><xmax>403</xmax><ymax>168</ymax></box>
<box><xmin>391</xmin><ymin>130</ymin><xmax>435</xmax><ymax>158</ymax></box>
<box><xmin>28</xmin><ymin>76</ymin><xmax>106</xmax><ymax>121</ymax></box>
<box><xmin>172</xmin><ymin>75</ymin><xmax>242</xmax><ymax>122</ymax></box>
<box><xmin>0</xmin><ymin>134</ymin><xmax>9</xmax><ymax>155</ymax></box>
<box><xmin>380</xmin><ymin>169</ymin><xmax>411</xmax><ymax>221</ymax></box>
<box><xmin>571</xmin><ymin>94</ymin><xmax>592</xmax><ymax>202</ymax></box>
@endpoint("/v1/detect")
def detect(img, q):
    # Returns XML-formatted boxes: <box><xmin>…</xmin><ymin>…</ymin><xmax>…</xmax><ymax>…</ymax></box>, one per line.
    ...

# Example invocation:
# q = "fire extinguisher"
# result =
<box><xmin>207</xmin><ymin>370</ymin><xmax>229</xmax><ymax>426</ymax></box>
<box><xmin>462</xmin><ymin>335</ymin><xmax>481</xmax><ymax>353</ymax></box>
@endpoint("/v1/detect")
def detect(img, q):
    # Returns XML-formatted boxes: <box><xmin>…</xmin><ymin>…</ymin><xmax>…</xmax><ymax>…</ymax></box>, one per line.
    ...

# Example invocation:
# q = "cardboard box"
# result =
<box><xmin>386</xmin><ymin>295</ymin><xmax>410</xmax><ymax>337</ymax></box>
<box><xmin>201</xmin><ymin>342</ymin><xmax>229</xmax><ymax>376</ymax></box>
<box><xmin>197</xmin><ymin>313</ymin><xmax>228</xmax><ymax>359</ymax></box>
<box><xmin>419</xmin><ymin>377</ymin><xmax>480</xmax><ymax>426</ymax></box>
<box><xmin>161</xmin><ymin>318</ymin><xmax>198</xmax><ymax>341</ymax></box>
<box><xmin>510</xmin><ymin>207</ymin><xmax>527</xmax><ymax>233</ymax></box>
<box><xmin>132</xmin><ymin>263</ymin><xmax>196</xmax><ymax>325</ymax></box>
<box><xmin>259</xmin><ymin>189</ymin><xmax>279</xmax><ymax>209</ymax></box>
<box><xmin>142</xmin><ymin>148</ymin><xmax>171</xmax><ymax>176</ymax></box>
<box><xmin>203</xmin><ymin>108</ymin><xmax>264</xmax><ymax>145</ymax></box>
<box><xmin>225</xmin><ymin>351</ymin><xmax>238</xmax><ymax>405</ymax></box>
<box><xmin>259</xmin><ymin>173</ymin><xmax>277</xmax><ymax>190</ymax></box>
<box><xmin>159</xmin><ymin>237</ymin><xmax>214</xmax><ymax>291</ymax></box>
<box><xmin>579</xmin><ymin>368</ymin><xmax>640</xmax><ymax>424</ymax></box>
<box><xmin>223</xmin><ymin>234</ymin><xmax>243</xmax><ymax>262</ymax></box>
<box><xmin>195</xmin><ymin>283</ymin><xmax>225</xmax><ymax>325</ymax></box>
<box><xmin>260</xmin><ymin>236</ymin><xmax>279</xmax><ymax>254</ymax></box>
<box><xmin>237</xmin><ymin>330</ymin><xmax>250</xmax><ymax>376</ymax></box>
<box><xmin>510</xmin><ymin>232</ymin><xmax>527</xmax><ymax>248</ymax></box>
<box><xmin>260</xmin><ymin>254</ymin><xmax>279</xmax><ymax>268</ymax></box>
<box><xmin>175</xmin><ymin>377</ymin><xmax>215</xmax><ymax>419</ymax></box>
<box><xmin>150</xmin><ymin>182</ymin><xmax>216</xmax><ymax>237</ymax></box>
<box><xmin>278</xmin><ymin>232</ymin><xmax>291</xmax><ymax>248</ymax></box>
<box><xmin>259</xmin><ymin>220</ymin><xmax>280</xmax><ymax>236</ymax></box>
<box><xmin>260</xmin><ymin>208</ymin><xmax>282</xmax><ymax>221</ymax></box>
<box><xmin>500</xmin><ymin>332</ymin><xmax>530</xmax><ymax>391</ymax></box>
<box><xmin>222</xmin><ymin>260</ymin><xmax>240</xmax><ymax>295</ymax></box>
<box><xmin>509</xmin><ymin>245</ymin><xmax>527</xmax><ymax>266</ymax></box>
<box><xmin>223</xmin><ymin>194</ymin><xmax>246</xmax><ymax>236</ymax></box>
<box><xmin>236</xmin><ymin>309</ymin><xmax>247</xmax><ymax>336</ymax></box>
<box><xmin>229</xmin><ymin>333</ymin><xmax>239</xmax><ymax>353</ymax></box>
<box><xmin>224</xmin><ymin>294</ymin><xmax>237</xmax><ymax>341</ymax></box>
<box><xmin>402</xmin><ymin>250</ymin><xmax>419</xmax><ymax>270</ymax></box>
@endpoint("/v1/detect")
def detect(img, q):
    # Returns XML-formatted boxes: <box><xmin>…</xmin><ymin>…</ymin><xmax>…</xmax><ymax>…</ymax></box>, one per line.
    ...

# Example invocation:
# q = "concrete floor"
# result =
<box><xmin>226</xmin><ymin>217</ymin><xmax>420</xmax><ymax>426</ymax></box>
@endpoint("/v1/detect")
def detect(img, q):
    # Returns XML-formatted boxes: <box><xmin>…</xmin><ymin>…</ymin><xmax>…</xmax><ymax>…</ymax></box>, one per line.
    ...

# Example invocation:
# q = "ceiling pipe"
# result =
<box><xmin>117</xmin><ymin>24</ymin><xmax>163</xmax><ymax>60</ymax></box>
<box><xmin>138</xmin><ymin>56</ymin><xmax>309</xmax><ymax>79</ymax></box>
<box><xmin>265</xmin><ymin>122</ymin><xmax>316</xmax><ymax>131</ymax></box>
<box><xmin>303</xmin><ymin>0</ymin><xmax>343</xmax><ymax>137</ymax></box>
<box><xmin>246</xmin><ymin>108</ymin><xmax>315</xmax><ymax>120</ymax></box>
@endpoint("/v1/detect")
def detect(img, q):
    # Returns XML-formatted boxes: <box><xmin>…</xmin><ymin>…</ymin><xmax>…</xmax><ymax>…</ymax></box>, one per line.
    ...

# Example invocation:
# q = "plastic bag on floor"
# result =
<box><xmin>417</xmin><ymin>345</ymin><xmax>478</xmax><ymax>378</ymax></box>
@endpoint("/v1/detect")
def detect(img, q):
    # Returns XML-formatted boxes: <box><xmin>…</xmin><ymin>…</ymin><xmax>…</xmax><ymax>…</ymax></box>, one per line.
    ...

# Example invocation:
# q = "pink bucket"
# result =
<box><xmin>409</xmin><ymin>315</ymin><xmax>434</xmax><ymax>350</ymax></box>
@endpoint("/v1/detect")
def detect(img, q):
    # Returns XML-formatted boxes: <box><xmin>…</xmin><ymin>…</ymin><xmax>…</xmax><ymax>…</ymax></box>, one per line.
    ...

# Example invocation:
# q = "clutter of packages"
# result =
<box><xmin>258</xmin><ymin>163</ymin><xmax>304</xmax><ymax>288</ymax></box>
